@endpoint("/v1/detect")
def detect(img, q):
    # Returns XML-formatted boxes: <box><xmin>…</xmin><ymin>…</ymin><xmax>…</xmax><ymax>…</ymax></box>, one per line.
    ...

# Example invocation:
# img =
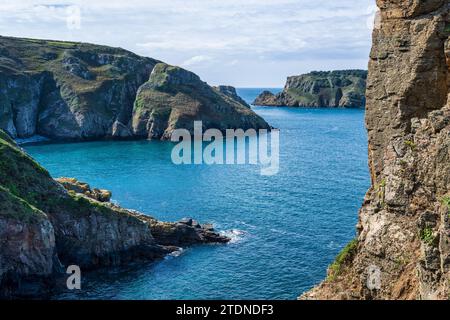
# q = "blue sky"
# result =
<box><xmin>0</xmin><ymin>0</ymin><xmax>376</xmax><ymax>87</ymax></box>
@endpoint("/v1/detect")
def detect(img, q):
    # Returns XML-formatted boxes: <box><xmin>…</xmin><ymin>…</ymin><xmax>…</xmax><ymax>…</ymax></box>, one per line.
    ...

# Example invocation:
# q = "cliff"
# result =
<box><xmin>0</xmin><ymin>130</ymin><xmax>228</xmax><ymax>298</ymax></box>
<box><xmin>0</xmin><ymin>36</ymin><xmax>267</xmax><ymax>141</ymax></box>
<box><xmin>253</xmin><ymin>70</ymin><xmax>367</xmax><ymax>108</ymax></box>
<box><xmin>302</xmin><ymin>0</ymin><xmax>450</xmax><ymax>300</ymax></box>
<box><xmin>132</xmin><ymin>63</ymin><xmax>269</xmax><ymax>140</ymax></box>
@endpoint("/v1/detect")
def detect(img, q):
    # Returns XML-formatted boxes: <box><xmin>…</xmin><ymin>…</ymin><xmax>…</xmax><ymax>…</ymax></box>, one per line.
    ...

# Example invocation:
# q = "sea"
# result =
<box><xmin>24</xmin><ymin>88</ymin><xmax>369</xmax><ymax>300</ymax></box>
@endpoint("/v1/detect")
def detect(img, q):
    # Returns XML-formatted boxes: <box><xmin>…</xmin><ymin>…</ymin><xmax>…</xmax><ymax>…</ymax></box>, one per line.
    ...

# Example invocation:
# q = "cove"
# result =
<box><xmin>24</xmin><ymin>92</ymin><xmax>369</xmax><ymax>300</ymax></box>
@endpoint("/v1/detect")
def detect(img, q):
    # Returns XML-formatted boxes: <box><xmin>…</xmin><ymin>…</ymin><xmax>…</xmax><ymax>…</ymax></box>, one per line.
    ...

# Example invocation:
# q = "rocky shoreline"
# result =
<box><xmin>0</xmin><ymin>132</ymin><xmax>229</xmax><ymax>298</ymax></box>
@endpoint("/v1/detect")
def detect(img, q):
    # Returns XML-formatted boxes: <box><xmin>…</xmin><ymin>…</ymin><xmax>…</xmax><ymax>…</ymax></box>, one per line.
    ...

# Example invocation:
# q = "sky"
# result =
<box><xmin>0</xmin><ymin>0</ymin><xmax>376</xmax><ymax>87</ymax></box>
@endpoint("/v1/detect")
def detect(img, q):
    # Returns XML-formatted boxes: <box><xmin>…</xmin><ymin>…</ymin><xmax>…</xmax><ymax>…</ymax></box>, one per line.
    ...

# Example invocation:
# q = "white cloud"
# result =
<box><xmin>182</xmin><ymin>55</ymin><xmax>214</xmax><ymax>67</ymax></box>
<box><xmin>0</xmin><ymin>0</ymin><xmax>374</xmax><ymax>86</ymax></box>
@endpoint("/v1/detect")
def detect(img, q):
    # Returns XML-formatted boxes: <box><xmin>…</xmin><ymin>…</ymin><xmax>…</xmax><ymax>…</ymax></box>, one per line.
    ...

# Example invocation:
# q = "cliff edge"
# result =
<box><xmin>302</xmin><ymin>0</ymin><xmax>450</xmax><ymax>300</ymax></box>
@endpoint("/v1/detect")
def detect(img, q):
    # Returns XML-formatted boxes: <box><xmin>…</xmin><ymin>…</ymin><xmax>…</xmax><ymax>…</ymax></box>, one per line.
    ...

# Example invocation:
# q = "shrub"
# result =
<box><xmin>327</xmin><ymin>239</ymin><xmax>358</xmax><ymax>281</ymax></box>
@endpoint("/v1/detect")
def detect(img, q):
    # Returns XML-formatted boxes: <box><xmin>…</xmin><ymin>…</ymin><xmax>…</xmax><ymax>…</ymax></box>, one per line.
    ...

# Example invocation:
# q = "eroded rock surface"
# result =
<box><xmin>302</xmin><ymin>0</ymin><xmax>450</xmax><ymax>300</ymax></box>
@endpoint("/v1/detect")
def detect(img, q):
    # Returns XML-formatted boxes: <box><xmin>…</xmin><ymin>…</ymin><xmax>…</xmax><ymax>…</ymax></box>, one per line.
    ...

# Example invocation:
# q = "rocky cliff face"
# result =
<box><xmin>302</xmin><ymin>0</ymin><xmax>449</xmax><ymax>300</ymax></box>
<box><xmin>132</xmin><ymin>63</ymin><xmax>270</xmax><ymax>140</ymax></box>
<box><xmin>0</xmin><ymin>36</ymin><xmax>157</xmax><ymax>140</ymax></box>
<box><xmin>253</xmin><ymin>70</ymin><xmax>367</xmax><ymax>108</ymax></box>
<box><xmin>0</xmin><ymin>36</ymin><xmax>266</xmax><ymax>141</ymax></box>
<box><xmin>0</xmin><ymin>130</ymin><xmax>228</xmax><ymax>298</ymax></box>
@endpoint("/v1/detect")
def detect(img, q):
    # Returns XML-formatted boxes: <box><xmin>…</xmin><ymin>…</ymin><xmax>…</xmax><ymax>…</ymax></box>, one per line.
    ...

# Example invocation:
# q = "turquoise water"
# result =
<box><xmin>24</xmin><ymin>89</ymin><xmax>369</xmax><ymax>300</ymax></box>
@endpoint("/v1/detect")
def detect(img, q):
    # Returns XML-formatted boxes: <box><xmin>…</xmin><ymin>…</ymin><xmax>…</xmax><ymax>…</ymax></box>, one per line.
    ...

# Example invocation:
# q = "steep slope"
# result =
<box><xmin>132</xmin><ymin>63</ymin><xmax>270</xmax><ymax>140</ymax></box>
<box><xmin>0</xmin><ymin>36</ymin><xmax>268</xmax><ymax>141</ymax></box>
<box><xmin>0</xmin><ymin>130</ymin><xmax>228</xmax><ymax>297</ymax></box>
<box><xmin>302</xmin><ymin>0</ymin><xmax>449</xmax><ymax>300</ymax></box>
<box><xmin>0</xmin><ymin>36</ymin><xmax>157</xmax><ymax>140</ymax></box>
<box><xmin>253</xmin><ymin>70</ymin><xmax>367</xmax><ymax>108</ymax></box>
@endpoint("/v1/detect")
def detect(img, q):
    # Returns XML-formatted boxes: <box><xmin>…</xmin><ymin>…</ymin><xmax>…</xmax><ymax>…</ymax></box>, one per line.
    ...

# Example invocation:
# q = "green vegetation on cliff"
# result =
<box><xmin>0</xmin><ymin>36</ymin><xmax>267</xmax><ymax>141</ymax></box>
<box><xmin>132</xmin><ymin>63</ymin><xmax>270</xmax><ymax>140</ymax></box>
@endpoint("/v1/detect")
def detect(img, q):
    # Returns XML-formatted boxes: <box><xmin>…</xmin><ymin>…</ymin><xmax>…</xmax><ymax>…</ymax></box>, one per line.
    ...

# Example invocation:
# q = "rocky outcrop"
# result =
<box><xmin>0</xmin><ymin>36</ymin><xmax>268</xmax><ymax>141</ymax></box>
<box><xmin>253</xmin><ymin>91</ymin><xmax>281</xmax><ymax>106</ymax></box>
<box><xmin>56</xmin><ymin>177</ymin><xmax>112</xmax><ymax>202</ymax></box>
<box><xmin>132</xmin><ymin>63</ymin><xmax>270</xmax><ymax>140</ymax></box>
<box><xmin>0</xmin><ymin>130</ymin><xmax>229</xmax><ymax>298</ymax></box>
<box><xmin>55</xmin><ymin>177</ymin><xmax>229</xmax><ymax>246</ymax></box>
<box><xmin>213</xmin><ymin>85</ymin><xmax>251</xmax><ymax>108</ymax></box>
<box><xmin>253</xmin><ymin>70</ymin><xmax>367</xmax><ymax>108</ymax></box>
<box><xmin>302</xmin><ymin>1</ymin><xmax>450</xmax><ymax>300</ymax></box>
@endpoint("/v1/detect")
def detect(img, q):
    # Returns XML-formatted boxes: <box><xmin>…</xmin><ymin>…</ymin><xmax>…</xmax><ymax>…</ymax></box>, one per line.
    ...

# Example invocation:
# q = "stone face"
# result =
<box><xmin>0</xmin><ymin>37</ymin><xmax>266</xmax><ymax>141</ymax></box>
<box><xmin>132</xmin><ymin>63</ymin><xmax>270</xmax><ymax>140</ymax></box>
<box><xmin>0</xmin><ymin>130</ymin><xmax>229</xmax><ymax>298</ymax></box>
<box><xmin>253</xmin><ymin>70</ymin><xmax>367</xmax><ymax>108</ymax></box>
<box><xmin>0</xmin><ymin>187</ymin><xmax>56</xmax><ymax>298</ymax></box>
<box><xmin>302</xmin><ymin>1</ymin><xmax>450</xmax><ymax>300</ymax></box>
<box><xmin>0</xmin><ymin>36</ymin><xmax>158</xmax><ymax>140</ymax></box>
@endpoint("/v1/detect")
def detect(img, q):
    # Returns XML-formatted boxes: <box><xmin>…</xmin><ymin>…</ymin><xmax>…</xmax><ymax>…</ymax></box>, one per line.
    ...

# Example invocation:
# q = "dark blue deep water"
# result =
<box><xmin>24</xmin><ymin>89</ymin><xmax>369</xmax><ymax>300</ymax></box>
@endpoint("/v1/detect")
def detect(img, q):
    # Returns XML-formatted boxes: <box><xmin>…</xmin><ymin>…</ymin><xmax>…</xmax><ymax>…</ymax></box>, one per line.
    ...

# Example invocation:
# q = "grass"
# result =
<box><xmin>0</xmin><ymin>185</ymin><xmax>47</xmax><ymax>223</ymax></box>
<box><xmin>404</xmin><ymin>140</ymin><xmax>417</xmax><ymax>151</ymax></box>
<box><xmin>327</xmin><ymin>238</ymin><xmax>358</xmax><ymax>281</ymax></box>
<box><xmin>420</xmin><ymin>227</ymin><xmax>435</xmax><ymax>245</ymax></box>
<box><xmin>441</xmin><ymin>196</ymin><xmax>450</xmax><ymax>210</ymax></box>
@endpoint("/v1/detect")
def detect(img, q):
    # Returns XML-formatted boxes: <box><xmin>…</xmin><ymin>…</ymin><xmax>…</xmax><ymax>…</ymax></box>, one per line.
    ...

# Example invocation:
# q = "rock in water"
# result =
<box><xmin>253</xmin><ymin>91</ymin><xmax>280</xmax><ymax>106</ymax></box>
<box><xmin>301</xmin><ymin>0</ymin><xmax>450</xmax><ymax>300</ymax></box>
<box><xmin>132</xmin><ymin>63</ymin><xmax>270</xmax><ymax>140</ymax></box>
<box><xmin>253</xmin><ymin>70</ymin><xmax>367</xmax><ymax>108</ymax></box>
<box><xmin>0</xmin><ymin>36</ymin><xmax>269</xmax><ymax>141</ymax></box>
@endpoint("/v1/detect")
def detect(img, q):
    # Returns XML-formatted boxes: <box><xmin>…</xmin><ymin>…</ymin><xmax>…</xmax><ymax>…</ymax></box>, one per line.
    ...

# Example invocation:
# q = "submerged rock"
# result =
<box><xmin>253</xmin><ymin>70</ymin><xmax>367</xmax><ymax>108</ymax></box>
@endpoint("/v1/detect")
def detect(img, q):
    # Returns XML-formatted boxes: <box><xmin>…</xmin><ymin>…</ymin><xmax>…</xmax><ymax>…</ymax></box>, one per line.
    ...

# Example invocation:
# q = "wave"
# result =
<box><xmin>167</xmin><ymin>248</ymin><xmax>185</xmax><ymax>258</ymax></box>
<box><xmin>220</xmin><ymin>229</ymin><xmax>247</xmax><ymax>244</ymax></box>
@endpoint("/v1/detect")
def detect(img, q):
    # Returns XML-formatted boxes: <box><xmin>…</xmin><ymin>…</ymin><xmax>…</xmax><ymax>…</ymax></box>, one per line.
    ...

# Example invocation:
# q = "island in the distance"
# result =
<box><xmin>253</xmin><ymin>70</ymin><xmax>367</xmax><ymax>108</ymax></box>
